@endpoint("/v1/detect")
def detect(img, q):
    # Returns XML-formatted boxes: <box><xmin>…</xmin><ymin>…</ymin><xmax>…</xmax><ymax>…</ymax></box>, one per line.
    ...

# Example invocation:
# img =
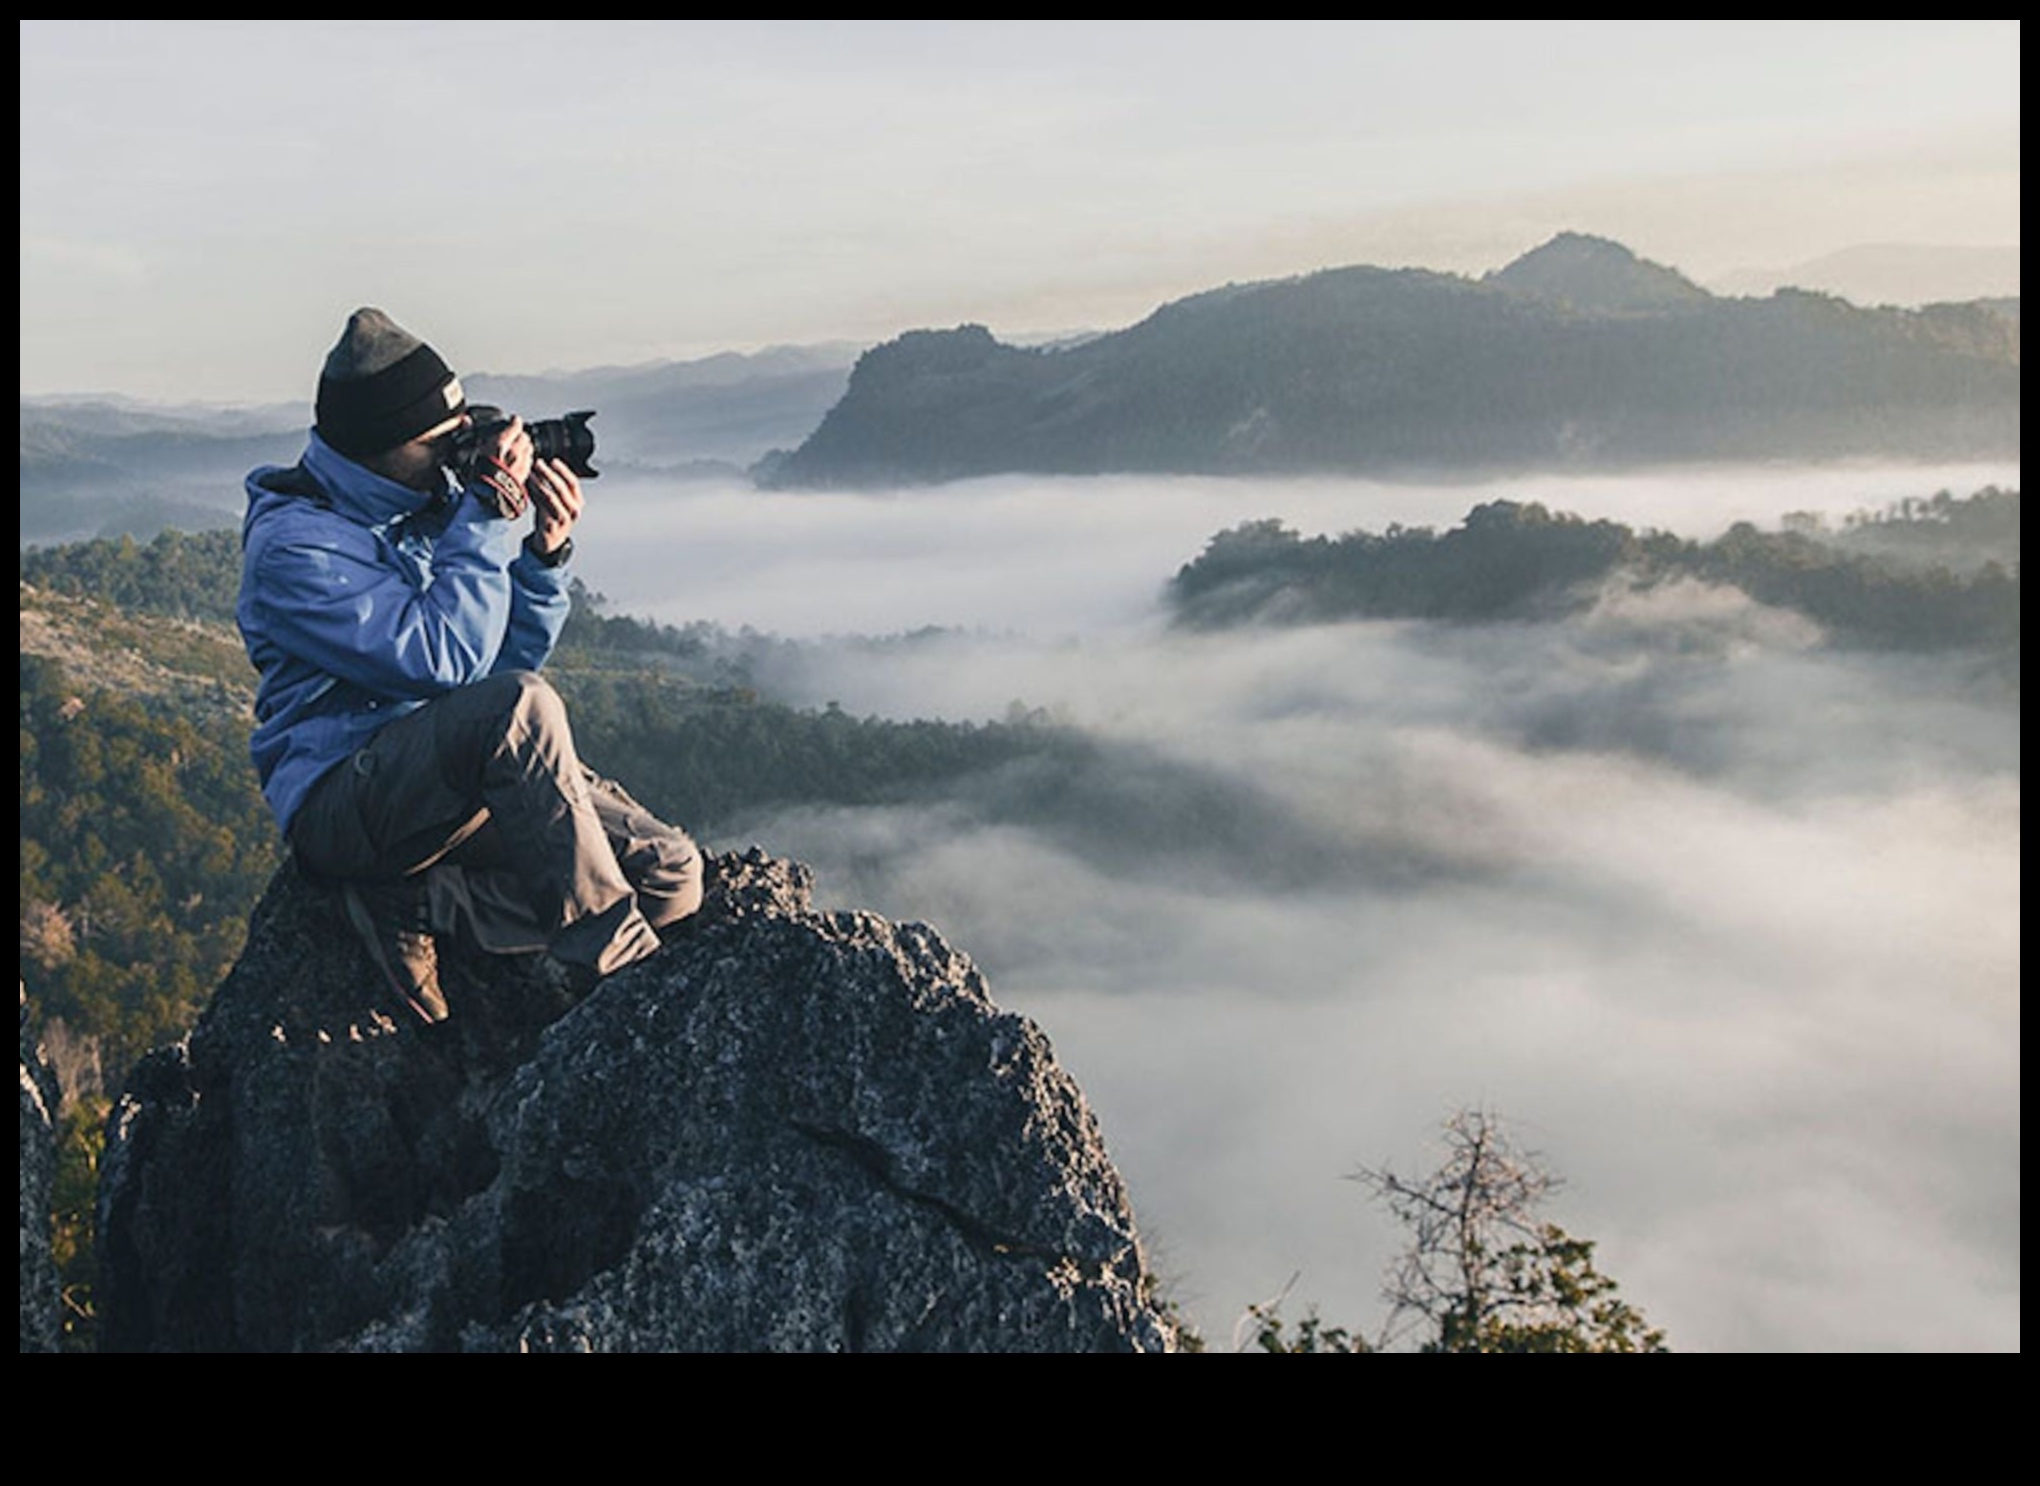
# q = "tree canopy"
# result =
<box><xmin>1168</xmin><ymin>488</ymin><xmax>2019</xmax><ymax>662</ymax></box>
<box><xmin>1248</xmin><ymin>1108</ymin><xmax>1668</xmax><ymax>1354</ymax></box>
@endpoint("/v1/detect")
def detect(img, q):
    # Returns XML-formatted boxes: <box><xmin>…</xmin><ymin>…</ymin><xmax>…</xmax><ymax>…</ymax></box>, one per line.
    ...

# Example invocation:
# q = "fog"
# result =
<box><xmin>573</xmin><ymin>460</ymin><xmax>2020</xmax><ymax>641</ymax></box>
<box><xmin>574</xmin><ymin>463</ymin><xmax>2020</xmax><ymax>1351</ymax></box>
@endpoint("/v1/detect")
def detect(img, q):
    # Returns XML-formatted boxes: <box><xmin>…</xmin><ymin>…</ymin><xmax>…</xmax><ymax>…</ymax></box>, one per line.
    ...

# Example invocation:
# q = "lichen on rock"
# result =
<box><xmin>20</xmin><ymin>987</ymin><xmax>64</xmax><ymax>1355</ymax></box>
<box><xmin>97</xmin><ymin>849</ymin><xmax>1177</xmax><ymax>1353</ymax></box>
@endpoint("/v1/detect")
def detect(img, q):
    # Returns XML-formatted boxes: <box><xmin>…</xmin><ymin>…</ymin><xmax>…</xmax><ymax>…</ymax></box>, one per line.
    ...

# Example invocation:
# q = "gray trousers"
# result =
<box><xmin>289</xmin><ymin>670</ymin><xmax>703</xmax><ymax>977</ymax></box>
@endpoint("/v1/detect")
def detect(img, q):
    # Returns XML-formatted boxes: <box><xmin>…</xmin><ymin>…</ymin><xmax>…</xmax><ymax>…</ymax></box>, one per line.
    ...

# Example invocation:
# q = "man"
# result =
<box><xmin>237</xmin><ymin>307</ymin><xmax>702</xmax><ymax>1024</ymax></box>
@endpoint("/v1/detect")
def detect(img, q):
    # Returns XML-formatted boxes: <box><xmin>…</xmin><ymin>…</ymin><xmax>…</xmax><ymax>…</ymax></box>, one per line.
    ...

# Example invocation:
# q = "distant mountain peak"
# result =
<box><xmin>1487</xmin><ymin>232</ymin><xmax>1711</xmax><ymax>313</ymax></box>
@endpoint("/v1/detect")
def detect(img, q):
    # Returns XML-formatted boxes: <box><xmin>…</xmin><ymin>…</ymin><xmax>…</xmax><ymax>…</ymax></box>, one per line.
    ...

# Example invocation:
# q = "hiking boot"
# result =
<box><xmin>341</xmin><ymin>878</ymin><xmax>449</xmax><ymax>1024</ymax></box>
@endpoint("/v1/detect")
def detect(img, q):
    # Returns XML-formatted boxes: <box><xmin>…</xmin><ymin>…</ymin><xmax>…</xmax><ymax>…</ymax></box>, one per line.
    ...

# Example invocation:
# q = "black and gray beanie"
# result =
<box><xmin>314</xmin><ymin>307</ymin><xmax>467</xmax><ymax>460</ymax></box>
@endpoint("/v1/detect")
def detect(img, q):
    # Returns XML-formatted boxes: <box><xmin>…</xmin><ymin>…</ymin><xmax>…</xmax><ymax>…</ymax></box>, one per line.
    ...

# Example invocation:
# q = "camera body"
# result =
<box><xmin>449</xmin><ymin>405</ymin><xmax>600</xmax><ymax>515</ymax></box>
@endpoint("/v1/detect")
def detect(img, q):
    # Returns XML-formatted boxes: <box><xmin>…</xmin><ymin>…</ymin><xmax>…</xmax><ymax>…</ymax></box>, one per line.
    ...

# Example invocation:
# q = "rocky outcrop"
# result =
<box><xmin>20</xmin><ymin>989</ymin><xmax>62</xmax><ymax>1354</ymax></box>
<box><xmin>96</xmin><ymin>851</ymin><xmax>1175</xmax><ymax>1353</ymax></box>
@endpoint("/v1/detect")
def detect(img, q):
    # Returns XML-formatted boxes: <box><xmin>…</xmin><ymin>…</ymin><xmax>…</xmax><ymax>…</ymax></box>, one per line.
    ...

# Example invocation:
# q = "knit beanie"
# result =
<box><xmin>314</xmin><ymin>307</ymin><xmax>467</xmax><ymax>459</ymax></box>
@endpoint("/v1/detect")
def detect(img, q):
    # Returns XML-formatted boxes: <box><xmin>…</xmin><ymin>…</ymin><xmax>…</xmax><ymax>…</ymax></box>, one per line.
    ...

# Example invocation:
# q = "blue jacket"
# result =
<box><xmin>237</xmin><ymin>430</ymin><xmax>571</xmax><ymax>835</ymax></box>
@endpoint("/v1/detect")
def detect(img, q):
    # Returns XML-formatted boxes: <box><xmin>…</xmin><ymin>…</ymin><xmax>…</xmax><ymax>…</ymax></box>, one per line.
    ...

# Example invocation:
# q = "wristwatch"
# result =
<box><xmin>525</xmin><ymin>534</ymin><xmax>573</xmax><ymax>568</ymax></box>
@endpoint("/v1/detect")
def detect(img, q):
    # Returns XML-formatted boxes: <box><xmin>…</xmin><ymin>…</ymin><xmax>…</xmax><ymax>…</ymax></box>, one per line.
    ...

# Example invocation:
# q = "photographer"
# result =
<box><xmin>236</xmin><ymin>306</ymin><xmax>702</xmax><ymax>1024</ymax></box>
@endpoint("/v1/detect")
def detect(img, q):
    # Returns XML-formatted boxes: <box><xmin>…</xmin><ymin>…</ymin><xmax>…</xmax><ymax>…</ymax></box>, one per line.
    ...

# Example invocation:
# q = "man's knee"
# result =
<box><xmin>424</xmin><ymin>671</ymin><xmax>581</xmax><ymax>808</ymax></box>
<box><xmin>488</xmin><ymin>669</ymin><xmax>569</xmax><ymax>736</ymax></box>
<box><xmin>435</xmin><ymin>669</ymin><xmax>571</xmax><ymax>750</ymax></box>
<box><xmin>585</xmin><ymin>770</ymin><xmax>702</xmax><ymax>929</ymax></box>
<box><xmin>449</xmin><ymin>671</ymin><xmax>581</xmax><ymax>779</ymax></box>
<box><xmin>638</xmin><ymin>826</ymin><xmax>705</xmax><ymax>930</ymax></box>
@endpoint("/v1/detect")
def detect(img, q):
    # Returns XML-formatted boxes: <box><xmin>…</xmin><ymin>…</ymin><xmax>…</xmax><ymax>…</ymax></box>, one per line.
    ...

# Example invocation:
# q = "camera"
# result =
<box><xmin>448</xmin><ymin>405</ymin><xmax>600</xmax><ymax>512</ymax></box>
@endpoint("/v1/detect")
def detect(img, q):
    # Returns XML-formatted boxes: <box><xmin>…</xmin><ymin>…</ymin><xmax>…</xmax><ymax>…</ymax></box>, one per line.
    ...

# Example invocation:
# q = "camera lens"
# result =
<box><xmin>527</xmin><ymin>410</ymin><xmax>599</xmax><ymax>479</ymax></box>
<box><xmin>449</xmin><ymin>406</ymin><xmax>599</xmax><ymax>484</ymax></box>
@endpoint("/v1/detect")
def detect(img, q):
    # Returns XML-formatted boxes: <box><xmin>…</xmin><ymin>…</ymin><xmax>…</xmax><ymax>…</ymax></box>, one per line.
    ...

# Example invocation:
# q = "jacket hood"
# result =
<box><xmin>244</xmin><ymin>429</ymin><xmax>448</xmax><ymax>540</ymax></box>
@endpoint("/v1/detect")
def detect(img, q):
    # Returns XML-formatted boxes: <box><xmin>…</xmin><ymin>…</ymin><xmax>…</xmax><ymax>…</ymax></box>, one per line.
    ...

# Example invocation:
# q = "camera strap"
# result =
<box><xmin>471</xmin><ymin>459</ymin><xmax>529</xmax><ymax>521</ymax></box>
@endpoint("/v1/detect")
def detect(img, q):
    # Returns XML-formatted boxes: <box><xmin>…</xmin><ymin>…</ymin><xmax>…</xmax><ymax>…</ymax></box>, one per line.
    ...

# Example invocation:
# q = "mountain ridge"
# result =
<box><xmin>1709</xmin><ymin>242</ymin><xmax>2020</xmax><ymax>306</ymax></box>
<box><xmin>22</xmin><ymin>237</ymin><xmax>2023</xmax><ymax>545</ymax></box>
<box><xmin>20</xmin><ymin>343</ymin><xmax>862</xmax><ymax>547</ymax></box>
<box><xmin>765</xmin><ymin>233</ymin><xmax>2020</xmax><ymax>488</ymax></box>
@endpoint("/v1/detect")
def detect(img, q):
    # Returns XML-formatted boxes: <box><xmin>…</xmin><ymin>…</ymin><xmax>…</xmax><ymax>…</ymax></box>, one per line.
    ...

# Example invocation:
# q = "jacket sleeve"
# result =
<box><xmin>245</xmin><ymin>492</ymin><xmax>524</xmax><ymax>701</ymax></box>
<box><xmin>496</xmin><ymin>541</ymin><xmax>572</xmax><ymax>675</ymax></box>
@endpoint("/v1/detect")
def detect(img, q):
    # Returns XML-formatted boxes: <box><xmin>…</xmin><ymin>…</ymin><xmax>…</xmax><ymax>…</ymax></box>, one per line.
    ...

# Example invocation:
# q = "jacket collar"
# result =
<box><xmin>302</xmin><ymin>428</ymin><xmax>450</xmax><ymax>527</ymax></box>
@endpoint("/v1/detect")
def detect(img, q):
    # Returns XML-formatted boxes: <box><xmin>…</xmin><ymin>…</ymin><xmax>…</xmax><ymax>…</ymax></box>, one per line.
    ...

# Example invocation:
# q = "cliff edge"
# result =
<box><xmin>96</xmin><ymin>849</ymin><xmax>1176</xmax><ymax>1353</ymax></box>
<box><xmin>20</xmin><ymin>990</ymin><xmax>62</xmax><ymax>1354</ymax></box>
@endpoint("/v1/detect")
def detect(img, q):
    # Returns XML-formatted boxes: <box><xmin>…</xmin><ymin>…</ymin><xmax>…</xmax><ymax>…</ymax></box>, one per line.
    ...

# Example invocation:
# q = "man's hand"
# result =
<box><xmin>467</xmin><ymin>415</ymin><xmax>537</xmax><ymax>520</ymax></box>
<box><xmin>528</xmin><ymin>457</ymin><xmax>584</xmax><ymax>557</ymax></box>
<box><xmin>486</xmin><ymin>415</ymin><xmax>535</xmax><ymax>486</ymax></box>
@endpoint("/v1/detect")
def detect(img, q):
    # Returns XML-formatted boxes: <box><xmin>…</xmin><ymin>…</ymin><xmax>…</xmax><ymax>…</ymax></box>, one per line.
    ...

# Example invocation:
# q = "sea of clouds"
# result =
<box><xmin>572</xmin><ymin>461</ymin><xmax>2020</xmax><ymax>1351</ymax></box>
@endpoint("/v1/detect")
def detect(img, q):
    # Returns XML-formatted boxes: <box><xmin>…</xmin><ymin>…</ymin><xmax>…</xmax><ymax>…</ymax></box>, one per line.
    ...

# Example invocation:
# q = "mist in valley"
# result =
<box><xmin>561</xmin><ymin>460</ymin><xmax>2020</xmax><ymax>1351</ymax></box>
<box><xmin>18</xmin><ymin>17</ymin><xmax>2019</xmax><ymax>1355</ymax></box>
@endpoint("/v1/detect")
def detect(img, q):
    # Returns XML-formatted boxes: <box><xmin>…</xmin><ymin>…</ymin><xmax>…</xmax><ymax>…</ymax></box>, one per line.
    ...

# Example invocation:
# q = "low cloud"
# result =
<box><xmin>573</xmin><ymin>459</ymin><xmax>2022</xmax><ymax>640</ymax></box>
<box><xmin>581</xmin><ymin>466</ymin><xmax>2020</xmax><ymax>1350</ymax></box>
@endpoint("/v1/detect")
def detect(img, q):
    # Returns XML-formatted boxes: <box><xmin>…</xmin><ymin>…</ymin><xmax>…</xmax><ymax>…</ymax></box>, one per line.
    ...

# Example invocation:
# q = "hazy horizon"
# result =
<box><xmin>20</xmin><ymin>21</ymin><xmax>2020</xmax><ymax>404</ymax></box>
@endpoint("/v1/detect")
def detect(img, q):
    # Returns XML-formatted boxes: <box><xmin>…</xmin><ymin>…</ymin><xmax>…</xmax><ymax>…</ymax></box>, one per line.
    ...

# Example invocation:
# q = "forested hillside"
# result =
<box><xmin>767</xmin><ymin>235</ymin><xmax>2020</xmax><ymax>488</ymax></box>
<box><xmin>1166</xmin><ymin>487</ymin><xmax>2021</xmax><ymax>664</ymax></box>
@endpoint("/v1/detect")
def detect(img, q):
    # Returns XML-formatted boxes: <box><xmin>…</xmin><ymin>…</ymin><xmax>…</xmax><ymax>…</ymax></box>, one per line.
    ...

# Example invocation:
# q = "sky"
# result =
<box><xmin>19</xmin><ymin>19</ymin><xmax>2022</xmax><ymax>404</ymax></box>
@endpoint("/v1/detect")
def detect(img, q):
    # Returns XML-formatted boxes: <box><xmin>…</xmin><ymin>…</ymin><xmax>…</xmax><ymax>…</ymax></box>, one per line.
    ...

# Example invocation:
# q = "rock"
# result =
<box><xmin>97</xmin><ymin>850</ymin><xmax>1177</xmax><ymax>1353</ymax></box>
<box><xmin>20</xmin><ymin>987</ymin><xmax>63</xmax><ymax>1354</ymax></box>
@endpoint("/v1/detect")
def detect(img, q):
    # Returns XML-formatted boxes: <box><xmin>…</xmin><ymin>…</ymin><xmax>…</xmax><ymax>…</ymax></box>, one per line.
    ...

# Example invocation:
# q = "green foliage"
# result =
<box><xmin>1430</xmin><ymin>1223</ymin><xmax>1667</xmax><ymax>1354</ymax></box>
<box><xmin>1170</xmin><ymin>501</ymin><xmax>1646</xmax><ymax>629</ymax></box>
<box><xmin>20</xmin><ymin>527</ymin><xmax>245</xmax><ymax>624</ymax></box>
<box><xmin>1138</xmin><ymin>1272</ymin><xmax>1208</xmax><ymax>1353</ymax></box>
<box><xmin>1245</xmin><ymin>1291</ymin><xmax>1369</xmax><ymax>1354</ymax></box>
<box><xmin>20</xmin><ymin>652</ymin><xmax>282</xmax><ymax>1076</ymax></box>
<box><xmin>1360</xmin><ymin>1107</ymin><xmax>1668</xmax><ymax>1354</ymax></box>
<box><xmin>1828</xmin><ymin>485</ymin><xmax>2020</xmax><ymax>568</ymax></box>
<box><xmin>555</xmin><ymin>578</ymin><xmax>726</xmax><ymax>669</ymax></box>
<box><xmin>1697</xmin><ymin>517</ymin><xmax>2018</xmax><ymax>652</ymax></box>
<box><xmin>49</xmin><ymin>1094</ymin><xmax>110</xmax><ymax>1350</ymax></box>
<box><xmin>1249</xmin><ymin>1108</ymin><xmax>1668</xmax><ymax>1355</ymax></box>
<box><xmin>554</xmin><ymin>670</ymin><xmax>1082</xmax><ymax>838</ymax></box>
<box><xmin>1169</xmin><ymin>488</ymin><xmax>2019</xmax><ymax>659</ymax></box>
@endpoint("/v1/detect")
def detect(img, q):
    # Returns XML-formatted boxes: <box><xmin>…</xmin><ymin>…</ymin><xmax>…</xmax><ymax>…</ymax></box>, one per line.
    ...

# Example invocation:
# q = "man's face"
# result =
<box><xmin>366</xmin><ymin>412</ymin><xmax>467</xmax><ymax>493</ymax></box>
